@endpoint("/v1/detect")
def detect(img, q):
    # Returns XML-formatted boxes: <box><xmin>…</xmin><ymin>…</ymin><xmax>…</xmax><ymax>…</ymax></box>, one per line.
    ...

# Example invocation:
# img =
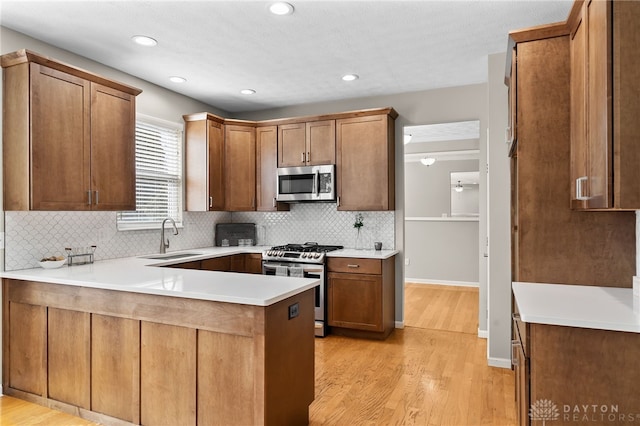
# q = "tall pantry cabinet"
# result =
<box><xmin>509</xmin><ymin>33</ymin><xmax>634</xmax><ymax>288</ymax></box>
<box><xmin>2</xmin><ymin>50</ymin><xmax>141</xmax><ymax>211</ymax></box>
<box><xmin>508</xmin><ymin>6</ymin><xmax>637</xmax><ymax>423</ymax></box>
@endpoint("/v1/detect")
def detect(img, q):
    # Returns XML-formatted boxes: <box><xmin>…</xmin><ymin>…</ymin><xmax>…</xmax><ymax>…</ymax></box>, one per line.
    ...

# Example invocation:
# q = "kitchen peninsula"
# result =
<box><xmin>1</xmin><ymin>248</ymin><xmax>320</xmax><ymax>426</ymax></box>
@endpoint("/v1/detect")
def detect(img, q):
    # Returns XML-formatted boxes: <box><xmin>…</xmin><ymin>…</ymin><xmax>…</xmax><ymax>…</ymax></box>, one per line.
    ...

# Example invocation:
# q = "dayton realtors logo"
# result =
<box><xmin>530</xmin><ymin>399</ymin><xmax>560</xmax><ymax>425</ymax></box>
<box><xmin>530</xmin><ymin>399</ymin><xmax>640</xmax><ymax>423</ymax></box>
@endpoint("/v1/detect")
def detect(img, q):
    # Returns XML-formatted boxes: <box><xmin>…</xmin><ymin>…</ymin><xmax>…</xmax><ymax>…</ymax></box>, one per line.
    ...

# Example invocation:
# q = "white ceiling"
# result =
<box><xmin>0</xmin><ymin>0</ymin><xmax>573</xmax><ymax>113</ymax></box>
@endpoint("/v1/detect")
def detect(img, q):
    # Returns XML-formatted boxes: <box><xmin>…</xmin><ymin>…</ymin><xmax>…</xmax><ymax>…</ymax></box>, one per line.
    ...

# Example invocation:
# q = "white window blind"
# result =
<box><xmin>117</xmin><ymin>115</ymin><xmax>183</xmax><ymax>230</ymax></box>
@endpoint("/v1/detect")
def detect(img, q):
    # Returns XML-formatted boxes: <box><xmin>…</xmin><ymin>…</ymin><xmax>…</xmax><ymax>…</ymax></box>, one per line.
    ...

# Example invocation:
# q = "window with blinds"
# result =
<box><xmin>117</xmin><ymin>115</ymin><xmax>183</xmax><ymax>230</ymax></box>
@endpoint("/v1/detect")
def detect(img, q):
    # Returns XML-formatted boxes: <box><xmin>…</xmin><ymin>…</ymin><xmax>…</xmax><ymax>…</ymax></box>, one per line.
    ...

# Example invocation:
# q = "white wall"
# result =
<box><xmin>487</xmin><ymin>52</ymin><xmax>511</xmax><ymax>367</ymax></box>
<box><xmin>404</xmin><ymin>158</ymin><xmax>480</xmax><ymax>284</ymax></box>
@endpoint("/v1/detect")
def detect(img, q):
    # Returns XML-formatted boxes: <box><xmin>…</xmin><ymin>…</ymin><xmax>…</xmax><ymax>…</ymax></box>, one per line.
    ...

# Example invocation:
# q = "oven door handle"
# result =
<box><xmin>262</xmin><ymin>263</ymin><xmax>324</xmax><ymax>274</ymax></box>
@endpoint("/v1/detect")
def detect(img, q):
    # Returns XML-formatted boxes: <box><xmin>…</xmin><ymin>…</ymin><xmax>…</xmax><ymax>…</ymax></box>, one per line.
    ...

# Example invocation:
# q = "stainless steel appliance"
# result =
<box><xmin>276</xmin><ymin>164</ymin><xmax>335</xmax><ymax>202</ymax></box>
<box><xmin>262</xmin><ymin>242</ymin><xmax>343</xmax><ymax>337</ymax></box>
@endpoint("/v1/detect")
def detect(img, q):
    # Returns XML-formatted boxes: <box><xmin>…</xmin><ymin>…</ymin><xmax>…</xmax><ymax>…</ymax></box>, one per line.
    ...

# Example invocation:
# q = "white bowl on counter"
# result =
<box><xmin>38</xmin><ymin>258</ymin><xmax>67</xmax><ymax>269</ymax></box>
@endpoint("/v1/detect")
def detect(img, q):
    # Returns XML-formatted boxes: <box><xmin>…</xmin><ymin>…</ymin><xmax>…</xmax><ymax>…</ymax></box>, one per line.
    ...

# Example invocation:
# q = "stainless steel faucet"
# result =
<box><xmin>160</xmin><ymin>217</ymin><xmax>178</xmax><ymax>254</ymax></box>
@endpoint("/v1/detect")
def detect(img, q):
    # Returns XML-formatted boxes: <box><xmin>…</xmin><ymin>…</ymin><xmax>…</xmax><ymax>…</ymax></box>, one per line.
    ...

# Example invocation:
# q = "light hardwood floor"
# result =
<box><xmin>0</xmin><ymin>283</ymin><xmax>516</xmax><ymax>425</ymax></box>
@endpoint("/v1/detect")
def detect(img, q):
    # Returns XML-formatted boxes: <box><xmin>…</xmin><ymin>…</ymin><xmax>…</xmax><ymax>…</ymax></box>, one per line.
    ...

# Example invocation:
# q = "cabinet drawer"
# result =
<box><xmin>327</xmin><ymin>257</ymin><xmax>381</xmax><ymax>275</ymax></box>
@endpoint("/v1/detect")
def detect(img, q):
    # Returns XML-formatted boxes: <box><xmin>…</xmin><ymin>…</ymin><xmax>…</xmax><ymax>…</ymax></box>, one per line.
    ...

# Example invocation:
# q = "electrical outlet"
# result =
<box><xmin>288</xmin><ymin>303</ymin><xmax>299</xmax><ymax>319</ymax></box>
<box><xmin>405</xmin><ymin>258</ymin><xmax>410</xmax><ymax>266</ymax></box>
<box><xmin>0</xmin><ymin>231</ymin><xmax>4</xmax><ymax>249</ymax></box>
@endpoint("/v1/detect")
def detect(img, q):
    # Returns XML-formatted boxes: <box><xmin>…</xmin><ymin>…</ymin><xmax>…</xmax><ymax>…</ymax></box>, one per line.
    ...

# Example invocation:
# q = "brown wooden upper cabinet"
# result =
<box><xmin>277</xmin><ymin>120</ymin><xmax>336</xmax><ymax>167</ymax></box>
<box><xmin>336</xmin><ymin>111</ymin><xmax>397</xmax><ymax>211</ymax></box>
<box><xmin>183</xmin><ymin>113</ymin><xmax>225</xmax><ymax>211</ymax></box>
<box><xmin>256</xmin><ymin>126</ymin><xmax>289</xmax><ymax>211</ymax></box>
<box><xmin>1</xmin><ymin>50</ymin><xmax>141</xmax><ymax>211</ymax></box>
<box><xmin>225</xmin><ymin>122</ymin><xmax>256</xmax><ymax>211</ymax></box>
<box><xmin>569</xmin><ymin>0</ymin><xmax>640</xmax><ymax>210</ymax></box>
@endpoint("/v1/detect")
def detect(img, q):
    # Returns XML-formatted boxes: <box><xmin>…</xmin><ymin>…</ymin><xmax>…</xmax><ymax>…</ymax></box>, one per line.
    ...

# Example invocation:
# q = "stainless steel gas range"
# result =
<box><xmin>262</xmin><ymin>242</ymin><xmax>343</xmax><ymax>337</ymax></box>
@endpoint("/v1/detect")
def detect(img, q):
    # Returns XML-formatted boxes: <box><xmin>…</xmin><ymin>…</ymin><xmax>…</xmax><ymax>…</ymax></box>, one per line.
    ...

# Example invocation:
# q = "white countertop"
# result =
<box><xmin>1</xmin><ymin>246</ymin><xmax>398</xmax><ymax>307</ymax></box>
<box><xmin>0</xmin><ymin>247</ymin><xmax>317</xmax><ymax>307</ymax></box>
<box><xmin>327</xmin><ymin>248</ymin><xmax>398</xmax><ymax>259</ymax></box>
<box><xmin>512</xmin><ymin>281</ymin><xmax>640</xmax><ymax>333</ymax></box>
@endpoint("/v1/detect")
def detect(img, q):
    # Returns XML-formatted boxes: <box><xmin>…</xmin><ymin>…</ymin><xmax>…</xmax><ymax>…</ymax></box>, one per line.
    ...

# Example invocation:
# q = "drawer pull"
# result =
<box><xmin>512</xmin><ymin>313</ymin><xmax>521</xmax><ymax>321</ymax></box>
<box><xmin>347</xmin><ymin>264</ymin><xmax>360</xmax><ymax>268</ymax></box>
<box><xmin>511</xmin><ymin>339</ymin><xmax>520</xmax><ymax>366</ymax></box>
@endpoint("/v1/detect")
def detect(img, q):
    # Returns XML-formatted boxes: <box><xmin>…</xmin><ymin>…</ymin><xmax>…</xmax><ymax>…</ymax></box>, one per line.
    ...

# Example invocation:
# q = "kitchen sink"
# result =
<box><xmin>142</xmin><ymin>253</ymin><xmax>203</xmax><ymax>260</ymax></box>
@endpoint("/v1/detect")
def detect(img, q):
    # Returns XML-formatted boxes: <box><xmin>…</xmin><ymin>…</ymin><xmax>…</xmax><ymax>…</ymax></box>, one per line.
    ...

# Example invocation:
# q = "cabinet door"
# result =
<box><xmin>91</xmin><ymin>83</ymin><xmax>136</xmax><ymax>210</ymax></box>
<box><xmin>570</xmin><ymin>4</ymin><xmax>588</xmax><ymax>209</ymax></box>
<box><xmin>141</xmin><ymin>322</ymin><xmax>196</xmax><ymax>426</ymax></box>
<box><xmin>92</xmin><ymin>315</ymin><xmax>140</xmax><ymax>423</ymax></box>
<box><xmin>585</xmin><ymin>0</ymin><xmax>612</xmax><ymax>209</ymax></box>
<box><xmin>229</xmin><ymin>254</ymin><xmax>246</xmax><ymax>273</ymax></box>
<box><xmin>30</xmin><ymin>63</ymin><xmax>91</xmax><ymax>210</ymax></box>
<box><xmin>244</xmin><ymin>253</ymin><xmax>263</xmax><ymax>274</ymax></box>
<box><xmin>201</xmin><ymin>256</ymin><xmax>231</xmax><ymax>271</ymax></box>
<box><xmin>7</xmin><ymin>302</ymin><xmax>47</xmax><ymax>396</ymax></box>
<box><xmin>257</xmin><ymin>126</ymin><xmax>288</xmax><ymax>211</ymax></box>
<box><xmin>327</xmin><ymin>272</ymin><xmax>383</xmax><ymax>332</ymax></box>
<box><xmin>336</xmin><ymin>114</ymin><xmax>394</xmax><ymax>211</ymax></box>
<box><xmin>208</xmin><ymin>120</ymin><xmax>226</xmax><ymax>210</ymax></box>
<box><xmin>225</xmin><ymin>124</ymin><xmax>256</xmax><ymax>211</ymax></box>
<box><xmin>306</xmin><ymin>120</ymin><xmax>335</xmax><ymax>165</ymax></box>
<box><xmin>185</xmin><ymin>119</ymin><xmax>225</xmax><ymax>211</ymax></box>
<box><xmin>514</xmin><ymin>339</ymin><xmax>529</xmax><ymax>426</ymax></box>
<box><xmin>48</xmin><ymin>308</ymin><xmax>91</xmax><ymax>409</ymax></box>
<box><xmin>278</xmin><ymin>122</ymin><xmax>306</xmax><ymax>167</ymax></box>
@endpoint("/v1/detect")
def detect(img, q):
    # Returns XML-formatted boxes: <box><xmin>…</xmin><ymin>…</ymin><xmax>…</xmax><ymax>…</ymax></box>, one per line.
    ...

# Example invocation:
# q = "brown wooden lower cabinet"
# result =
<box><xmin>514</xmin><ymin>319</ymin><xmax>640</xmax><ymax>426</ymax></box>
<box><xmin>47</xmin><ymin>308</ymin><xmax>91</xmax><ymax>409</ymax></box>
<box><xmin>173</xmin><ymin>254</ymin><xmax>263</xmax><ymax>274</ymax></box>
<box><xmin>91</xmin><ymin>314</ymin><xmax>140</xmax><ymax>423</ymax></box>
<box><xmin>327</xmin><ymin>256</ymin><xmax>395</xmax><ymax>339</ymax></box>
<box><xmin>6</xmin><ymin>301</ymin><xmax>46</xmax><ymax>396</ymax></box>
<box><xmin>141</xmin><ymin>322</ymin><xmax>197</xmax><ymax>426</ymax></box>
<box><xmin>2</xmin><ymin>278</ymin><xmax>315</xmax><ymax>426</ymax></box>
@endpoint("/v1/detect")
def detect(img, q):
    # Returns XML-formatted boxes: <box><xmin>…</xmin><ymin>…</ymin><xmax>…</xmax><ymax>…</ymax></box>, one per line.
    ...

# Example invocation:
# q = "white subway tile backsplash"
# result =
<box><xmin>5</xmin><ymin>203</ymin><xmax>395</xmax><ymax>271</ymax></box>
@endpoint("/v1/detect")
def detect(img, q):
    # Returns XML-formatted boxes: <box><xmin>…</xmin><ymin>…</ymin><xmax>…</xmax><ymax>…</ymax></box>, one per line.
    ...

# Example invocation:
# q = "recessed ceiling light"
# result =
<box><xmin>240</xmin><ymin>89</ymin><xmax>256</xmax><ymax>95</ymax></box>
<box><xmin>169</xmin><ymin>76</ymin><xmax>187</xmax><ymax>83</ymax></box>
<box><xmin>342</xmin><ymin>74</ymin><xmax>359</xmax><ymax>82</ymax></box>
<box><xmin>131</xmin><ymin>35</ymin><xmax>157</xmax><ymax>47</ymax></box>
<box><xmin>269</xmin><ymin>2</ymin><xmax>294</xmax><ymax>15</ymax></box>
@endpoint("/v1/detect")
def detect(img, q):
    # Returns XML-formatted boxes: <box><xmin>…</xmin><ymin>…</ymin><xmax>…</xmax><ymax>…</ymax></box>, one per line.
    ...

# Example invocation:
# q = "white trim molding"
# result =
<box><xmin>477</xmin><ymin>328</ymin><xmax>488</xmax><ymax>338</ymax></box>
<box><xmin>488</xmin><ymin>357</ymin><xmax>512</xmax><ymax>369</ymax></box>
<box><xmin>405</xmin><ymin>216</ymin><xmax>479</xmax><ymax>222</ymax></box>
<box><xmin>405</xmin><ymin>278</ymin><xmax>479</xmax><ymax>288</ymax></box>
<box><xmin>395</xmin><ymin>321</ymin><xmax>405</xmax><ymax>329</ymax></box>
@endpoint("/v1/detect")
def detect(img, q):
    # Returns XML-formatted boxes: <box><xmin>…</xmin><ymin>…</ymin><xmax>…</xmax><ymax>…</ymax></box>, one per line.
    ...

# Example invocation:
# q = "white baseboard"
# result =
<box><xmin>405</xmin><ymin>278</ymin><xmax>479</xmax><ymax>288</ymax></box>
<box><xmin>488</xmin><ymin>357</ymin><xmax>512</xmax><ymax>369</ymax></box>
<box><xmin>477</xmin><ymin>328</ymin><xmax>487</xmax><ymax>339</ymax></box>
<box><xmin>395</xmin><ymin>321</ymin><xmax>404</xmax><ymax>329</ymax></box>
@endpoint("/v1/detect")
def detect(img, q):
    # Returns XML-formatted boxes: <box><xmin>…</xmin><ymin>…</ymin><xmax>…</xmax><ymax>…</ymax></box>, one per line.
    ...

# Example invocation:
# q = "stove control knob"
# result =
<box><xmin>278</xmin><ymin>251</ymin><xmax>284</xmax><ymax>257</ymax></box>
<box><xmin>302</xmin><ymin>253</ymin><xmax>309</xmax><ymax>258</ymax></box>
<box><xmin>266</xmin><ymin>250</ymin><xmax>272</xmax><ymax>256</ymax></box>
<box><xmin>314</xmin><ymin>253</ymin><xmax>321</xmax><ymax>259</ymax></box>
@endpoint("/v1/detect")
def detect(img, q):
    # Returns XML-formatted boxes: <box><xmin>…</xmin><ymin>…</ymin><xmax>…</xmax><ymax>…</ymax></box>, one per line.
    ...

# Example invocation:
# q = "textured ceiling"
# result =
<box><xmin>0</xmin><ymin>0</ymin><xmax>573</xmax><ymax>113</ymax></box>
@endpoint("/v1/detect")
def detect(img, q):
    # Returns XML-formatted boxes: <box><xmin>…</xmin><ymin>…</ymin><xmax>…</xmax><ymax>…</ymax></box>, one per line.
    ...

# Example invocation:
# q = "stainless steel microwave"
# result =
<box><xmin>276</xmin><ymin>165</ymin><xmax>335</xmax><ymax>202</ymax></box>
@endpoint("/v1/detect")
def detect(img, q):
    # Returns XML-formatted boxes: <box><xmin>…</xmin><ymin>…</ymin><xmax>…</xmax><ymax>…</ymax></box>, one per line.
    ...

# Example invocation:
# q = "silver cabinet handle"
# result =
<box><xmin>347</xmin><ymin>264</ymin><xmax>360</xmax><ymax>268</ymax></box>
<box><xmin>272</xmin><ymin>197</ymin><xmax>276</xmax><ymax>208</ymax></box>
<box><xmin>301</xmin><ymin>152</ymin><xmax>305</xmax><ymax>163</ymax></box>
<box><xmin>87</xmin><ymin>190</ymin><xmax>92</xmax><ymax>205</ymax></box>
<box><xmin>95</xmin><ymin>190</ymin><xmax>99</xmax><ymax>205</ymax></box>
<box><xmin>512</xmin><ymin>313</ymin><xmax>521</xmax><ymax>321</ymax></box>
<box><xmin>209</xmin><ymin>196</ymin><xmax>213</xmax><ymax>208</ymax></box>
<box><xmin>511</xmin><ymin>340</ymin><xmax>520</xmax><ymax>366</ymax></box>
<box><xmin>337</xmin><ymin>196</ymin><xmax>340</xmax><ymax>207</ymax></box>
<box><xmin>576</xmin><ymin>176</ymin><xmax>589</xmax><ymax>201</ymax></box>
<box><xmin>307</xmin><ymin>151</ymin><xmax>310</xmax><ymax>163</ymax></box>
